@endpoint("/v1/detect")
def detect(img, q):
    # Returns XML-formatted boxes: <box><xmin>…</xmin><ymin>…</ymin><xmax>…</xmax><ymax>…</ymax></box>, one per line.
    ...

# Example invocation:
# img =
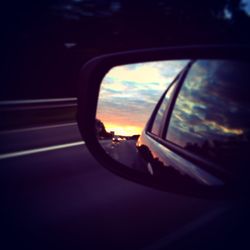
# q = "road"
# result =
<box><xmin>0</xmin><ymin>122</ymin><xmax>80</xmax><ymax>154</ymax></box>
<box><xmin>1</xmin><ymin>123</ymin><xmax>229</xmax><ymax>250</ymax></box>
<box><xmin>100</xmin><ymin>139</ymin><xmax>138</xmax><ymax>165</ymax></box>
<box><xmin>100</xmin><ymin>139</ymin><xmax>148</xmax><ymax>173</ymax></box>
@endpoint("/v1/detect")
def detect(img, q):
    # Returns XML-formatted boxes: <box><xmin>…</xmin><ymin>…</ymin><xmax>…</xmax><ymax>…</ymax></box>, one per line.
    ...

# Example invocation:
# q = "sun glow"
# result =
<box><xmin>104</xmin><ymin>122</ymin><xmax>142</xmax><ymax>136</ymax></box>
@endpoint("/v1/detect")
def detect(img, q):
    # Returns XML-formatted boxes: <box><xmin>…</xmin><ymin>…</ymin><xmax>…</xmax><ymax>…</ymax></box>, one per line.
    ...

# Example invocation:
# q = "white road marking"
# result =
<box><xmin>0</xmin><ymin>141</ymin><xmax>85</xmax><ymax>160</ymax></box>
<box><xmin>0</xmin><ymin>122</ymin><xmax>77</xmax><ymax>134</ymax></box>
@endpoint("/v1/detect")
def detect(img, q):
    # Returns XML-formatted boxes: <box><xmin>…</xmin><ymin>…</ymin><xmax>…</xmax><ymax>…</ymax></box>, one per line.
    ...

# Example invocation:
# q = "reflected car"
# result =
<box><xmin>112</xmin><ymin>137</ymin><xmax>122</xmax><ymax>144</ymax></box>
<box><xmin>136</xmin><ymin>59</ymin><xmax>250</xmax><ymax>187</ymax></box>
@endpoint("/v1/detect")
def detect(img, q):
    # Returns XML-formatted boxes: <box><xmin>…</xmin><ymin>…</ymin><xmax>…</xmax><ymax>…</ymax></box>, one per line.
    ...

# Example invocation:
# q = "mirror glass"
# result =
<box><xmin>95</xmin><ymin>59</ymin><xmax>250</xmax><ymax>187</ymax></box>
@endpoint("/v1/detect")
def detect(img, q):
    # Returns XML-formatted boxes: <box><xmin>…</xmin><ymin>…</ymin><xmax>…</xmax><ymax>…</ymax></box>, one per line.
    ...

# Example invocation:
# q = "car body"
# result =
<box><xmin>136</xmin><ymin>59</ymin><xmax>250</xmax><ymax>190</ymax></box>
<box><xmin>76</xmin><ymin>46</ymin><xmax>250</xmax><ymax>248</ymax></box>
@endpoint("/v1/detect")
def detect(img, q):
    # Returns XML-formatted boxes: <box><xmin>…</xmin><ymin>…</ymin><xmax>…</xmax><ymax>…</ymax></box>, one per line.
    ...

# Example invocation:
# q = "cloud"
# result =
<box><xmin>167</xmin><ymin>60</ymin><xmax>248</xmax><ymax>149</ymax></box>
<box><xmin>96</xmin><ymin>60</ymin><xmax>189</xmax><ymax>135</ymax></box>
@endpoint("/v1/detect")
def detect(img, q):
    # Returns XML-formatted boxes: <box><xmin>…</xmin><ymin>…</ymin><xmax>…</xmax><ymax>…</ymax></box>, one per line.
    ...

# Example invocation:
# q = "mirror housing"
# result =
<box><xmin>77</xmin><ymin>45</ymin><xmax>250</xmax><ymax>199</ymax></box>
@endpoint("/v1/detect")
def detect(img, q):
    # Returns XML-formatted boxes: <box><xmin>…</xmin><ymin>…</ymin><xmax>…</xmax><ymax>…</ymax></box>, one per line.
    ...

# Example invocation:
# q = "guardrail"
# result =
<box><xmin>0</xmin><ymin>98</ymin><xmax>77</xmax><ymax>131</ymax></box>
<box><xmin>0</xmin><ymin>98</ymin><xmax>77</xmax><ymax>111</ymax></box>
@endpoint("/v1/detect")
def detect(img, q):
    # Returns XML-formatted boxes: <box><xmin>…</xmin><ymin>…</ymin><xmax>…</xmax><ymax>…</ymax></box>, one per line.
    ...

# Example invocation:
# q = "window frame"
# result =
<box><xmin>146</xmin><ymin>63</ymin><xmax>191</xmax><ymax>138</ymax></box>
<box><xmin>148</xmin><ymin>79</ymin><xmax>178</xmax><ymax>137</ymax></box>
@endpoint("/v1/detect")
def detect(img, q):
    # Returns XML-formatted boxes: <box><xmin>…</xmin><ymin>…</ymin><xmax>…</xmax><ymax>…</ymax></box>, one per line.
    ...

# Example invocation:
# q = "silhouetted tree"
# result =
<box><xmin>2</xmin><ymin>0</ymin><xmax>249</xmax><ymax>100</ymax></box>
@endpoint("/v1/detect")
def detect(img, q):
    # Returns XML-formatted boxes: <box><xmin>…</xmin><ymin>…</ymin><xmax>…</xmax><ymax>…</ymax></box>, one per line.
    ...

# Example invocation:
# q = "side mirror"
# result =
<box><xmin>77</xmin><ymin>46</ymin><xmax>250</xmax><ymax>199</ymax></box>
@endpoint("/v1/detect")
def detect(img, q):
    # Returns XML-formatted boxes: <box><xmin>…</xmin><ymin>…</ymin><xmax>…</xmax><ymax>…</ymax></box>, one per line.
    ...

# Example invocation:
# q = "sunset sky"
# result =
<box><xmin>96</xmin><ymin>60</ymin><xmax>189</xmax><ymax>136</ymax></box>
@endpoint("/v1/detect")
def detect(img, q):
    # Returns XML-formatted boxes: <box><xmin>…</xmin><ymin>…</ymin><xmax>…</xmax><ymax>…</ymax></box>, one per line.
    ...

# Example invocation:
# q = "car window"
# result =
<box><xmin>150</xmin><ymin>81</ymin><xmax>177</xmax><ymax>136</ymax></box>
<box><xmin>166</xmin><ymin>60</ymin><xmax>250</xmax><ymax>171</ymax></box>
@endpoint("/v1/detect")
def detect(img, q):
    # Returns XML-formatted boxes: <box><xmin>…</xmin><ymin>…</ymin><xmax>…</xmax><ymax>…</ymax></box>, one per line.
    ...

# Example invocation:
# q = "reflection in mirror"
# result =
<box><xmin>95</xmin><ymin>59</ymin><xmax>250</xmax><ymax>188</ymax></box>
<box><xmin>96</xmin><ymin>60</ymin><xmax>189</xmax><ymax>167</ymax></box>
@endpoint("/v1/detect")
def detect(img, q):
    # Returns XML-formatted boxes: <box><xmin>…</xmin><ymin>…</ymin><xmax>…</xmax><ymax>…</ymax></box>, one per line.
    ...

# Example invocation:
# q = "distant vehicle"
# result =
<box><xmin>112</xmin><ymin>136</ymin><xmax>122</xmax><ymax>144</ymax></box>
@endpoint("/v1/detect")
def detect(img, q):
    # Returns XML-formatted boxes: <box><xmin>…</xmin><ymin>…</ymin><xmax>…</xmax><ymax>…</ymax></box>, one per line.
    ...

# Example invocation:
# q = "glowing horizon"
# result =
<box><xmin>100</xmin><ymin>121</ymin><xmax>142</xmax><ymax>136</ymax></box>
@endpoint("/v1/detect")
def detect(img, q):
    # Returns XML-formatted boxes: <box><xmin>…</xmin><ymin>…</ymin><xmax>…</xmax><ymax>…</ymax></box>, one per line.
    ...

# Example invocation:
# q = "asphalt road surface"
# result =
<box><xmin>101</xmin><ymin>139</ymin><xmax>138</xmax><ymax>165</ymax></box>
<box><xmin>0</xmin><ymin>123</ymin><xmax>231</xmax><ymax>250</ymax></box>
<box><xmin>0</xmin><ymin>122</ymin><xmax>80</xmax><ymax>154</ymax></box>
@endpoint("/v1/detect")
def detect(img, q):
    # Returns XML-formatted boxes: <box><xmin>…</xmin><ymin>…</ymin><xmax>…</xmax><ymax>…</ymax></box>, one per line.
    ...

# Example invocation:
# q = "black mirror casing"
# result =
<box><xmin>77</xmin><ymin>45</ymin><xmax>250</xmax><ymax>199</ymax></box>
